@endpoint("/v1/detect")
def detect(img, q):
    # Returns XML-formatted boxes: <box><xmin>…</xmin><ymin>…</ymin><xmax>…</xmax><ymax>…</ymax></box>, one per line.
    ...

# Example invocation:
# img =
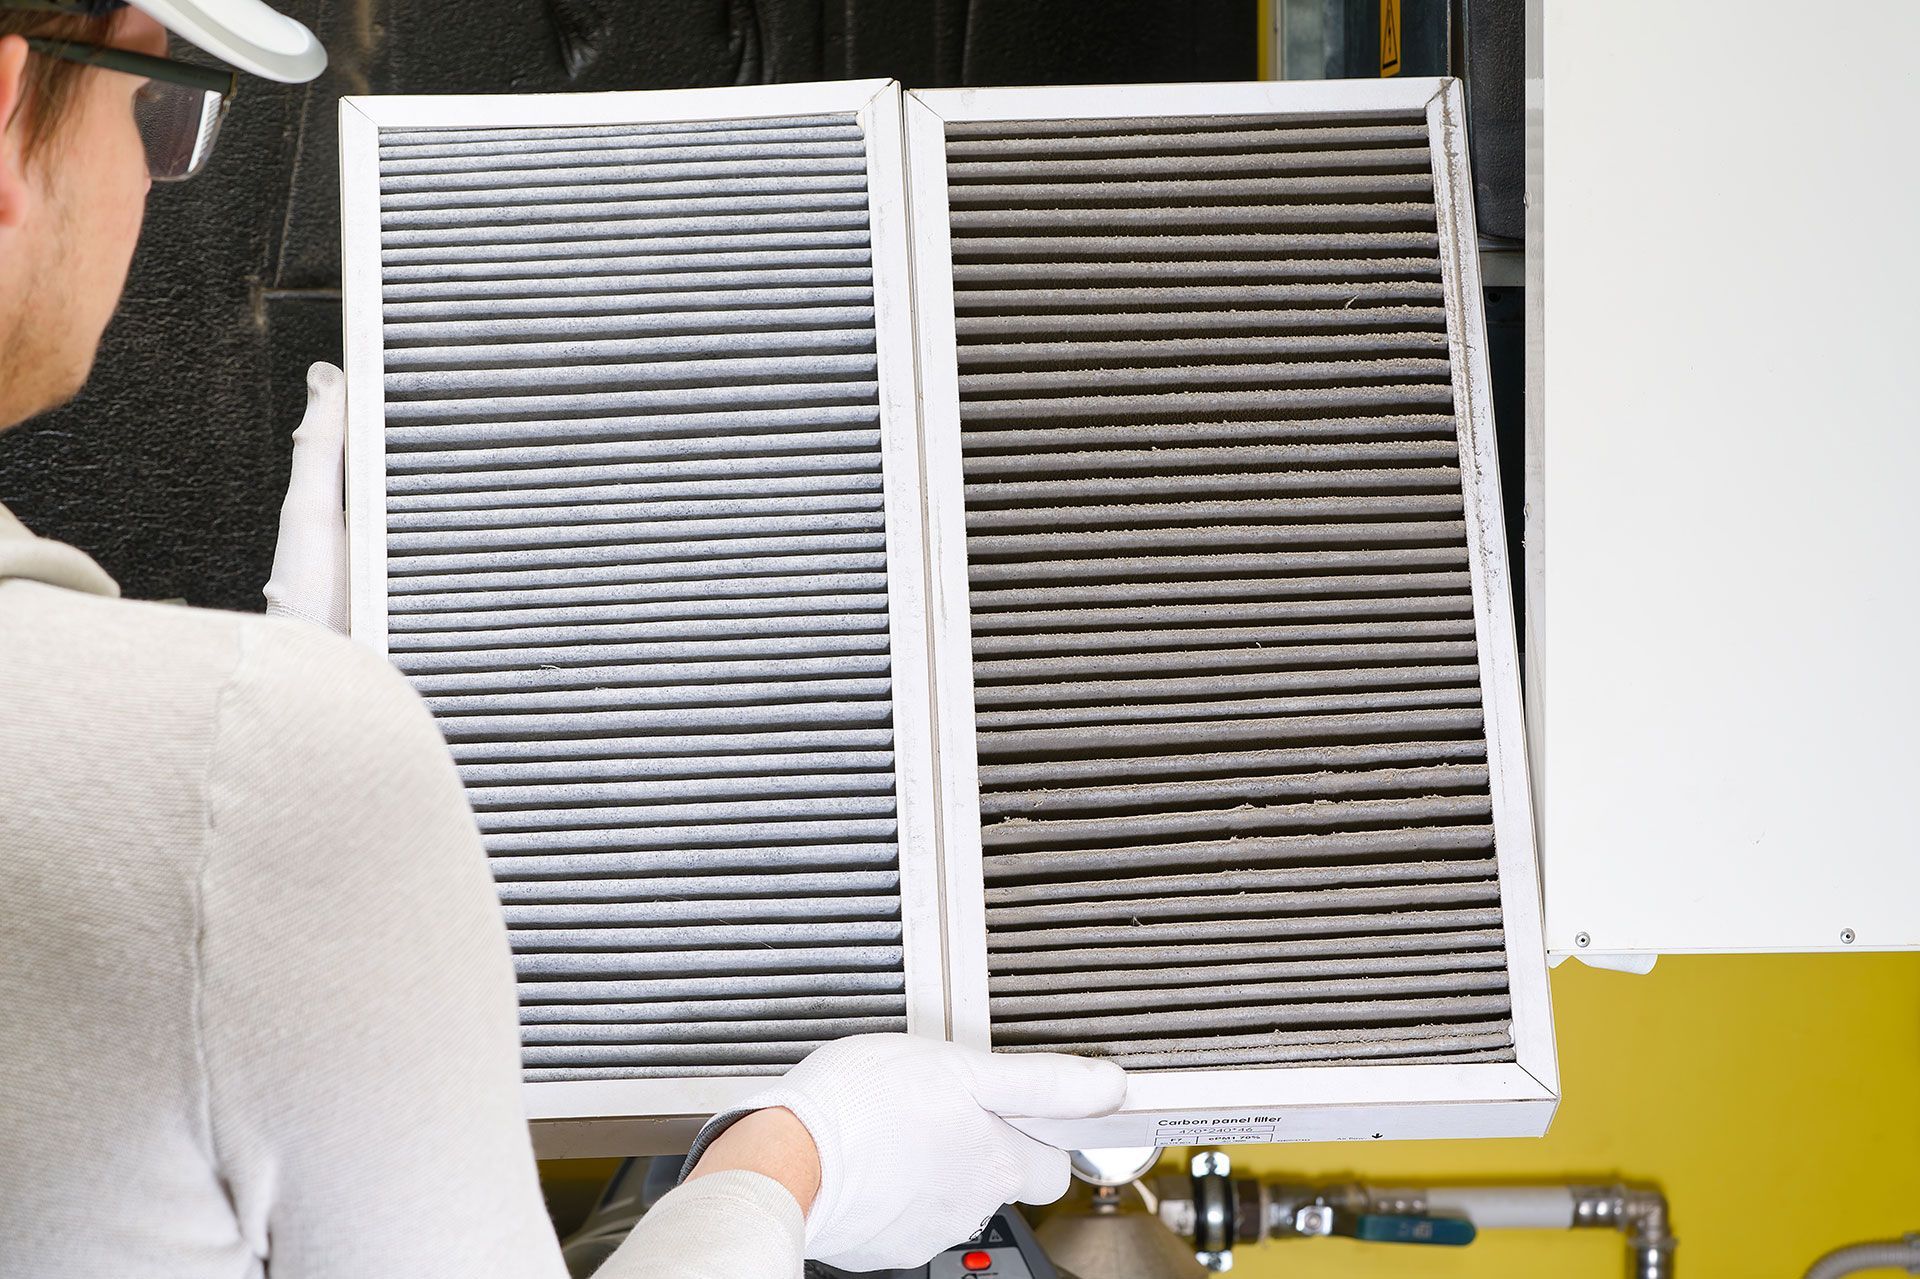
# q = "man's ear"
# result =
<box><xmin>0</xmin><ymin>34</ymin><xmax>31</xmax><ymax>230</ymax></box>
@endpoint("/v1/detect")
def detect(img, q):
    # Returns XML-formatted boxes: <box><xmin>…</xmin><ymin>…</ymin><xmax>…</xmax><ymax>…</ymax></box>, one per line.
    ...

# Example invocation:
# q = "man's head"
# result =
<box><xmin>0</xmin><ymin>5</ymin><xmax>169</xmax><ymax>428</ymax></box>
<box><xmin>0</xmin><ymin>0</ymin><xmax>323</xmax><ymax>432</ymax></box>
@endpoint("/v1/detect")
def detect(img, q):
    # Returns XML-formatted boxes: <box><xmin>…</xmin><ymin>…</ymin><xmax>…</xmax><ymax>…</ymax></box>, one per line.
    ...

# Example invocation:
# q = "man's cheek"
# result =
<box><xmin>110</xmin><ymin>127</ymin><xmax>148</xmax><ymax>249</ymax></box>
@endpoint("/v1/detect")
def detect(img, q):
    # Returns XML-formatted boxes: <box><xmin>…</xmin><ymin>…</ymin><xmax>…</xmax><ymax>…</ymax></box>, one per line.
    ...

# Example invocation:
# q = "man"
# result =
<box><xmin>0</xmin><ymin>2</ymin><xmax>1127</xmax><ymax>1275</ymax></box>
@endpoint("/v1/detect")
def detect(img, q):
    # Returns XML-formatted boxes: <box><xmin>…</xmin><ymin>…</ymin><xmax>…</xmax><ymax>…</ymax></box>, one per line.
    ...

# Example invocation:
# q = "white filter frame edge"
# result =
<box><xmin>902</xmin><ymin>90</ymin><xmax>994</xmax><ymax>1054</ymax></box>
<box><xmin>1423</xmin><ymin>80</ymin><xmax>1559</xmax><ymax>1097</ymax></box>
<box><xmin>339</xmin><ymin>97</ymin><xmax>387</xmax><ymax>653</ymax></box>
<box><xmin>904</xmin><ymin>77</ymin><xmax>1558</xmax><ymax>1143</ymax></box>
<box><xmin>338</xmin><ymin>79</ymin><xmax>956</xmax><ymax>1126</ymax></box>
<box><xmin>910</xmin><ymin>76</ymin><xmax>1449</xmax><ymax>125</ymax></box>
<box><xmin>858</xmin><ymin>84</ymin><xmax>953</xmax><ymax>1046</ymax></box>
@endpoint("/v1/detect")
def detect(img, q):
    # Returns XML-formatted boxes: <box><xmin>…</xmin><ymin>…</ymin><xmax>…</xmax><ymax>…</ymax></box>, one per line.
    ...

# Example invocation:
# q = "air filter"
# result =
<box><xmin>342</xmin><ymin>76</ymin><xmax>1554</xmax><ymax>1153</ymax></box>
<box><xmin>340</xmin><ymin>82</ymin><xmax>948</xmax><ymax>1129</ymax></box>
<box><xmin>904</xmin><ymin>80</ymin><xmax>1552</xmax><ymax>1148</ymax></box>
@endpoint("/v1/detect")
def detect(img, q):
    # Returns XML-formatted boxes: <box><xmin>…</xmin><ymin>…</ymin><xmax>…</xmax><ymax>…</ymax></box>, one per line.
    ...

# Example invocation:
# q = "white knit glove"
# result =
<box><xmin>263</xmin><ymin>361</ymin><xmax>349</xmax><ymax>635</ymax></box>
<box><xmin>686</xmin><ymin>1034</ymin><xmax>1128</xmax><ymax>1272</ymax></box>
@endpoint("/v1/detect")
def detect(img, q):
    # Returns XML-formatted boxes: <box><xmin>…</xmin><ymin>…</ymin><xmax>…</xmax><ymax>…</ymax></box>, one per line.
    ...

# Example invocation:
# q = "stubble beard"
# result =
<box><xmin>0</xmin><ymin>168</ymin><xmax>98</xmax><ymax>434</ymax></box>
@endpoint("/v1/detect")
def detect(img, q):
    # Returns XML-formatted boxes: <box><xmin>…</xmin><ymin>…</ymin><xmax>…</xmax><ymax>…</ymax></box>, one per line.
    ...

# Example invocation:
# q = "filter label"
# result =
<box><xmin>1152</xmin><ymin>1115</ymin><xmax>1281</xmax><ymax>1147</ymax></box>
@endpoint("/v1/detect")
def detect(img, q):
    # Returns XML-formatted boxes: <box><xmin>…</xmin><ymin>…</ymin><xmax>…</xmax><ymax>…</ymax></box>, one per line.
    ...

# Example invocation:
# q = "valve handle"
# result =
<box><xmin>1294</xmin><ymin>1204</ymin><xmax>1476</xmax><ymax>1247</ymax></box>
<box><xmin>1352</xmin><ymin>1213</ymin><xmax>1477</xmax><ymax>1246</ymax></box>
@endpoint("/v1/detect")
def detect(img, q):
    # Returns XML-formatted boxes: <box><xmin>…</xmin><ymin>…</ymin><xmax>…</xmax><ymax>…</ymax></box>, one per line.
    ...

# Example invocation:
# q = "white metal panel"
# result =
<box><xmin>1529</xmin><ymin>1</ymin><xmax>1920</xmax><ymax>954</ymax></box>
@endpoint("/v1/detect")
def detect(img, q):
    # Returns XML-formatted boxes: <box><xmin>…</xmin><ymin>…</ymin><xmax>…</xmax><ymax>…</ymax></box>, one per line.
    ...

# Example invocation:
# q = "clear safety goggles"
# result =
<box><xmin>22</xmin><ymin>35</ymin><xmax>237</xmax><ymax>180</ymax></box>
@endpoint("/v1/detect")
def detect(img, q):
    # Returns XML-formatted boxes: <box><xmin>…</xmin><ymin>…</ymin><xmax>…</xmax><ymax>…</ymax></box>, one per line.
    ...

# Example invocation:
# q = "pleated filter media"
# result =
<box><xmin>344</xmin><ymin>78</ymin><xmax>1556</xmax><ymax>1143</ymax></box>
<box><xmin>343</xmin><ymin>85</ymin><xmax>941</xmax><ymax>1093</ymax></box>
<box><xmin>933</xmin><ymin>110</ymin><xmax>1511</xmax><ymax>1071</ymax></box>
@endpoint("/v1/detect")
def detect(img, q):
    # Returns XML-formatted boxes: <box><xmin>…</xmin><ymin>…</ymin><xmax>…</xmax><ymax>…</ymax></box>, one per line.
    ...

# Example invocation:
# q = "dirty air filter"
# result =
<box><xmin>905</xmin><ymin>79</ymin><xmax>1553</xmax><ymax>1130</ymax></box>
<box><xmin>944</xmin><ymin>109</ymin><xmax>1503</xmax><ymax>1070</ymax></box>
<box><xmin>339</xmin><ymin>83</ymin><xmax>946</xmax><ymax>1113</ymax></box>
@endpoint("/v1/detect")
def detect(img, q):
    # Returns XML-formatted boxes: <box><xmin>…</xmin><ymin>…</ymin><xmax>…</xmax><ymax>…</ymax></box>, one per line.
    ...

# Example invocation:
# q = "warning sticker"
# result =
<box><xmin>1152</xmin><ymin>1116</ymin><xmax>1280</xmax><ymax>1147</ymax></box>
<box><xmin>1380</xmin><ymin>0</ymin><xmax>1402</xmax><ymax>76</ymax></box>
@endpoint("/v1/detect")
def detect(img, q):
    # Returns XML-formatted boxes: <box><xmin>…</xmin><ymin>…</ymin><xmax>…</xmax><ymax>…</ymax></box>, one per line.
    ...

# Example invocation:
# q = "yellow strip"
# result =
<box><xmin>1258</xmin><ymin>0</ymin><xmax>1274</xmax><ymax>80</ymax></box>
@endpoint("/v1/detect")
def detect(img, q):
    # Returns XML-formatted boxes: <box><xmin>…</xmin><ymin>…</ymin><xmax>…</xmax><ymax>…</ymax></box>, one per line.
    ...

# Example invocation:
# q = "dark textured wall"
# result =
<box><xmin>0</xmin><ymin>0</ymin><xmax>1256</xmax><ymax>609</ymax></box>
<box><xmin>1460</xmin><ymin>0</ymin><xmax>1522</xmax><ymax>242</ymax></box>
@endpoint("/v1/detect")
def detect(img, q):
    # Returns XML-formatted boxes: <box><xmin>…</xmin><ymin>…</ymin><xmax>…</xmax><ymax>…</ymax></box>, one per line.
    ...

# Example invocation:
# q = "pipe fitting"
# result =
<box><xmin>1571</xmin><ymin>1185</ymin><xmax>1675</xmax><ymax>1279</ymax></box>
<box><xmin>1189</xmin><ymin>1152</ymin><xmax>1235</xmax><ymax>1270</ymax></box>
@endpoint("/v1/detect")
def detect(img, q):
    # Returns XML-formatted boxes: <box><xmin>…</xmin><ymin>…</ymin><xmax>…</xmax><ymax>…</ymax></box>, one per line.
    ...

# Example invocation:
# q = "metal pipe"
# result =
<box><xmin>1160</xmin><ymin>1173</ymin><xmax>1674</xmax><ymax>1279</ymax></box>
<box><xmin>1385</xmin><ymin>1185</ymin><xmax>1575</xmax><ymax>1229</ymax></box>
<box><xmin>1802</xmin><ymin>1235</ymin><xmax>1920</xmax><ymax>1279</ymax></box>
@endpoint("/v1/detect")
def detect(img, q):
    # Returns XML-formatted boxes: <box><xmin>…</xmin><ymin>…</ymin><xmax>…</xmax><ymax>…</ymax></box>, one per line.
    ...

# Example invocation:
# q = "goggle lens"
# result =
<box><xmin>133</xmin><ymin>79</ymin><xmax>227</xmax><ymax>181</ymax></box>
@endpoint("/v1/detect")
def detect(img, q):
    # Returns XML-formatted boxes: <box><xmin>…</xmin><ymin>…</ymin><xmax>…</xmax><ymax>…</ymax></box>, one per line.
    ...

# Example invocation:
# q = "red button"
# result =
<box><xmin>962</xmin><ymin>1251</ymin><xmax>993</xmax><ymax>1271</ymax></box>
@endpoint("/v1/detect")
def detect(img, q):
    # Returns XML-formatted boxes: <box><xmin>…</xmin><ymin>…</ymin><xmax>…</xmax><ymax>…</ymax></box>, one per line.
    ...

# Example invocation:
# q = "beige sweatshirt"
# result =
<box><xmin>0</xmin><ymin>503</ymin><xmax>803</xmax><ymax>1279</ymax></box>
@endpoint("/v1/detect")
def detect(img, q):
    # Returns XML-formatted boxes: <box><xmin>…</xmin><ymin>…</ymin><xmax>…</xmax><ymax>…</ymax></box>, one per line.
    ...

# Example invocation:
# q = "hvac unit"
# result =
<box><xmin>339</xmin><ymin>76</ymin><xmax>1554</xmax><ymax>1154</ymax></box>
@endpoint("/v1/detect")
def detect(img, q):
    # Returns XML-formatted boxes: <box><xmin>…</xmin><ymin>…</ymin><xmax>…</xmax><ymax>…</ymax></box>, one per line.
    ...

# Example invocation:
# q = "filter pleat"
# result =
<box><xmin>948</xmin><ymin>109</ymin><xmax>1515</xmax><ymax>1070</ymax></box>
<box><xmin>374</xmin><ymin>112</ymin><xmax>908</xmax><ymax>1081</ymax></box>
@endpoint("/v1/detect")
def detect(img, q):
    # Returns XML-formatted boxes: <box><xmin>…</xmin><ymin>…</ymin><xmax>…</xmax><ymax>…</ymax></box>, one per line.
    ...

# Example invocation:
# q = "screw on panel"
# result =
<box><xmin>1841</xmin><ymin>929</ymin><xmax>1856</xmax><ymax>944</ymax></box>
<box><xmin>1574</xmin><ymin>932</ymin><xmax>1591</xmax><ymax>948</ymax></box>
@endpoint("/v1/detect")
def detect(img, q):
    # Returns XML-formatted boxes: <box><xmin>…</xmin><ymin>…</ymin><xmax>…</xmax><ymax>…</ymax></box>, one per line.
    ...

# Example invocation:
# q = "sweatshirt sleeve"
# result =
<box><xmin>195</xmin><ymin>618</ymin><xmax>803</xmax><ymax>1279</ymax></box>
<box><xmin>615</xmin><ymin>1173</ymin><xmax>805</xmax><ymax>1279</ymax></box>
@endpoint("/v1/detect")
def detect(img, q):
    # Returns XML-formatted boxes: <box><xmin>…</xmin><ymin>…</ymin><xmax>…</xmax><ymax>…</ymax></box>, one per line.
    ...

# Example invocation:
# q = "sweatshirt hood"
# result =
<box><xmin>0</xmin><ymin>503</ymin><xmax>121</xmax><ymax>599</ymax></box>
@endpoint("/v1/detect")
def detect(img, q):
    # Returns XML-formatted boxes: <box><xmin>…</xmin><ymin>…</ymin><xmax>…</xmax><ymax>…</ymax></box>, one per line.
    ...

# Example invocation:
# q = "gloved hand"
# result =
<box><xmin>687</xmin><ymin>1034</ymin><xmax>1128</xmax><ymax>1272</ymax></box>
<box><xmin>263</xmin><ymin>361</ymin><xmax>349</xmax><ymax>635</ymax></box>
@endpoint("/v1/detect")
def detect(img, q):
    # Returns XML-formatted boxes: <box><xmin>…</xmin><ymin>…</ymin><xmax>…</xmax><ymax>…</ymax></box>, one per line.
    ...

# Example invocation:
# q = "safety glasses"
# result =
<box><xmin>16</xmin><ymin>30</ymin><xmax>237</xmax><ymax>180</ymax></box>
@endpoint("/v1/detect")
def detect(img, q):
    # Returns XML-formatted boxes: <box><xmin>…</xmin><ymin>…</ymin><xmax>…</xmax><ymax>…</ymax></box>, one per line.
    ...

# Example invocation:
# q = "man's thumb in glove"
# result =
<box><xmin>263</xmin><ymin>362</ymin><xmax>350</xmax><ymax>635</ymax></box>
<box><xmin>960</xmin><ymin>1046</ymin><xmax>1128</xmax><ymax>1120</ymax></box>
